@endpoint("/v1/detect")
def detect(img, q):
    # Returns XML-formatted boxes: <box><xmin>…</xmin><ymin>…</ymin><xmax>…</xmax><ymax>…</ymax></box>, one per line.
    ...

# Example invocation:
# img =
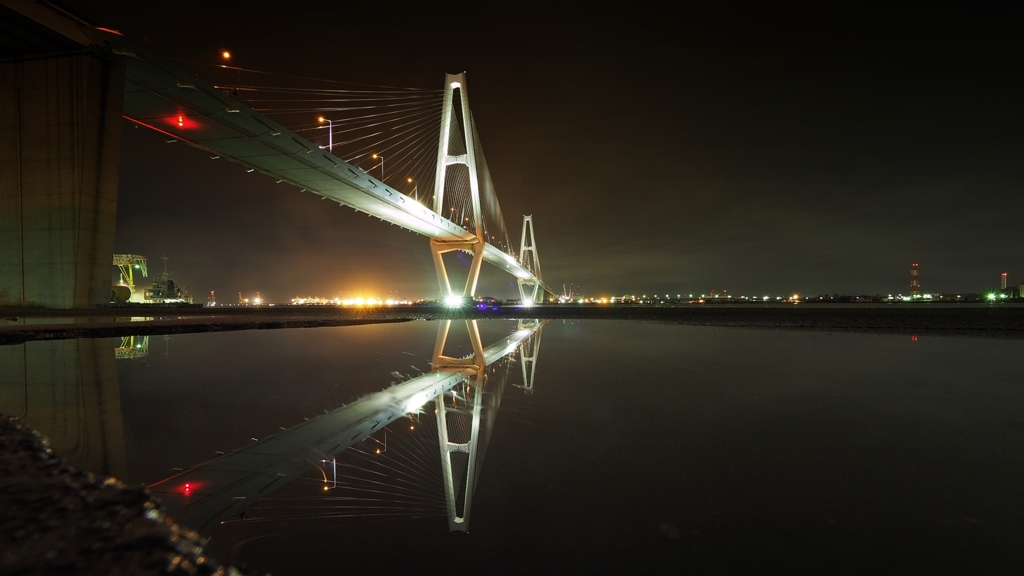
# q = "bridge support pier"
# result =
<box><xmin>0</xmin><ymin>51</ymin><xmax>125</xmax><ymax>307</ymax></box>
<box><xmin>431</xmin><ymin>239</ymin><xmax>484</xmax><ymax>300</ymax></box>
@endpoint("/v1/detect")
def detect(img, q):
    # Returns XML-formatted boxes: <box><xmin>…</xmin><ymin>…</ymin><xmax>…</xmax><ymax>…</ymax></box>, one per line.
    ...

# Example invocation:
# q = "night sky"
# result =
<box><xmin>93</xmin><ymin>2</ymin><xmax>1024</xmax><ymax>301</ymax></box>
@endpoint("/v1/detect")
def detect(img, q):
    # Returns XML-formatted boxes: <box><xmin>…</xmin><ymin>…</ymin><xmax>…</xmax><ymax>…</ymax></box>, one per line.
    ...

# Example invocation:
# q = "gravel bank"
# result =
<box><xmin>0</xmin><ymin>415</ymin><xmax>243</xmax><ymax>576</ymax></box>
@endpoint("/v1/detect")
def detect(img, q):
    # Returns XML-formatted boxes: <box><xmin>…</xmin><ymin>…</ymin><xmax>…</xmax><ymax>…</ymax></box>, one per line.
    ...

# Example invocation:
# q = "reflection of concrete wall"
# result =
<box><xmin>0</xmin><ymin>339</ymin><xmax>125</xmax><ymax>478</ymax></box>
<box><xmin>0</xmin><ymin>51</ymin><xmax>124</xmax><ymax>307</ymax></box>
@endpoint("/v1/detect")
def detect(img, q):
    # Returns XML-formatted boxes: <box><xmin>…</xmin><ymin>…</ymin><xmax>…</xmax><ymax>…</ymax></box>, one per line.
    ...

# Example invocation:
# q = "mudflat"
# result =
<box><xmin>2</xmin><ymin>305</ymin><xmax>1023</xmax><ymax>344</ymax></box>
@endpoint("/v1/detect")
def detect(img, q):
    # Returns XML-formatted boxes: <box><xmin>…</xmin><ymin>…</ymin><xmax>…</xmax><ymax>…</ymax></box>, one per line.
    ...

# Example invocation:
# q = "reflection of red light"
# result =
<box><xmin>911</xmin><ymin>335</ymin><xmax>919</xmax><ymax>342</ymax></box>
<box><xmin>164</xmin><ymin>114</ymin><xmax>200</xmax><ymax>130</ymax></box>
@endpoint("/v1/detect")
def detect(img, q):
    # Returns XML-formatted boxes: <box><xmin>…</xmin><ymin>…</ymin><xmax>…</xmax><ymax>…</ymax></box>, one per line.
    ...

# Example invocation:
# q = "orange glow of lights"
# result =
<box><xmin>376</xmin><ymin>448</ymin><xmax>381</xmax><ymax>454</ymax></box>
<box><xmin>177</xmin><ymin>115</ymin><xmax>184</xmax><ymax>127</ymax></box>
<box><xmin>221</xmin><ymin>51</ymin><xmax>231</xmax><ymax>60</ymax></box>
<box><xmin>323</xmin><ymin>486</ymin><xmax>329</xmax><ymax>491</ymax></box>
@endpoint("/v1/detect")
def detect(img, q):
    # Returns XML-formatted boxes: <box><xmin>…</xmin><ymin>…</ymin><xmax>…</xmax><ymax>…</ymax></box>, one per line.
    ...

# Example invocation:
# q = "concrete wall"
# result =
<box><xmin>0</xmin><ymin>338</ymin><xmax>126</xmax><ymax>479</ymax></box>
<box><xmin>0</xmin><ymin>50</ymin><xmax>124</xmax><ymax>308</ymax></box>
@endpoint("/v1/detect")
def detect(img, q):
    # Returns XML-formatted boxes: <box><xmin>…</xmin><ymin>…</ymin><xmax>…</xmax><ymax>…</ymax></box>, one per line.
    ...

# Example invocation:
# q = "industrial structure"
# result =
<box><xmin>111</xmin><ymin>254</ymin><xmax>147</xmax><ymax>302</ymax></box>
<box><xmin>910</xmin><ymin>263</ymin><xmax>920</xmax><ymax>297</ymax></box>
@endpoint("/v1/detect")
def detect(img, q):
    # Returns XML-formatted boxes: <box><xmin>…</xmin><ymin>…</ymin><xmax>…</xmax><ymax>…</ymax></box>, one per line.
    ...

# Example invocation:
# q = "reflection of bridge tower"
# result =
<box><xmin>432</xmin><ymin>319</ymin><xmax>544</xmax><ymax>531</ymax></box>
<box><xmin>0</xmin><ymin>339</ymin><xmax>126</xmax><ymax>478</ymax></box>
<box><xmin>515</xmin><ymin>319</ymin><xmax>543</xmax><ymax>395</ymax></box>
<box><xmin>431</xmin><ymin>319</ymin><xmax>485</xmax><ymax>531</ymax></box>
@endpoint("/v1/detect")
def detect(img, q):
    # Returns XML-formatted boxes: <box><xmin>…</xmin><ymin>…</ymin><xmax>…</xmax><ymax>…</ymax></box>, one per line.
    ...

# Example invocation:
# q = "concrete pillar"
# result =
<box><xmin>0</xmin><ymin>50</ymin><xmax>124</xmax><ymax>308</ymax></box>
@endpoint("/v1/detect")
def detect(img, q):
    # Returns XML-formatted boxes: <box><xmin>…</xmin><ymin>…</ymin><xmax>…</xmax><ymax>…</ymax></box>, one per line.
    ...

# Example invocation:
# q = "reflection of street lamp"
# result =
<box><xmin>407</xmin><ymin>177</ymin><xmax>418</xmax><ymax>201</ymax></box>
<box><xmin>371</xmin><ymin>153</ymin><xmax>384</xmax><ymax>181</ymax></box>
<box><xmin>221</xmin><ymin>50</ymin><xmax>239</xmax><ymax>95</ymax></box>
<box><xmin>318</xmin><ymin>116</ymin><xmax>333</xmax><ymax>150</ymax></box>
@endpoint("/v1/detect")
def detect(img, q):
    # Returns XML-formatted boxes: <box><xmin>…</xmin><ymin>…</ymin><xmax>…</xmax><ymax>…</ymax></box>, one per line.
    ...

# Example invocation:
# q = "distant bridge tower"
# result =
<box><xmin>518</xmin><ymin>215</ymin><xmax>543</xmax><ymax>304</ymax></box>
<box><xmin>1001</xmin><ymin>272</ymin><xmax>1008</xmax><ymax>290</ymax></box>
<box><xmin>910</xmin><ymin>263</ymin><xmax>920</xmax><ymax>296</ymax></box>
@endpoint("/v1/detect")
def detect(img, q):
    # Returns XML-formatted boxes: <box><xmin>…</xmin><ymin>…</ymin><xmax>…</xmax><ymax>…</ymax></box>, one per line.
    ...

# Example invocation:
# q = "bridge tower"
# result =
<box><xmin>518</xmin><ymin>215</ymin><xmax>543</xmax><ymax>304</ymax></box>
<box><xmin>430</xmin><ymin>73</ymin><xmax>486</xmax><ymax>300</ymax></box>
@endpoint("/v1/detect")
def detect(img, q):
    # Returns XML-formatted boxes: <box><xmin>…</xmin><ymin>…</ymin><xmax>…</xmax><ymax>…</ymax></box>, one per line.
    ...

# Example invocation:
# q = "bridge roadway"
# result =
<box><xmin>94</xmin><ymin>32</ymin><xmax>546</xmax><ymax>290</ymax></box>
<box><xmin>147</xmin><ymin>323</ymin><xmax>539</xmax><ymax>534</ymax></box>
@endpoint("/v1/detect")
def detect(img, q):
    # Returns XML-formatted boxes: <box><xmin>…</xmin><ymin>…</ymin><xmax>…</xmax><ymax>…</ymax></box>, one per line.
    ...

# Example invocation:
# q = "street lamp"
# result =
<box><xmin>221</xmin><ymin>50</ymin><xmax>239</xmax><ymax>95</ymax></box>
<box><xmin>371</xmin><ymin>153</ymin><xmax>384</xmax><ymax>181</ymax></box>
<box><xmin>318</xmin><ymin>116</ymin><xmax>333</xmax><ymax>150</ymax></box>
<box><xmin>407</xmin><ymin>177</ymin><xmax>418</xmax><ymax>201</ymax></box>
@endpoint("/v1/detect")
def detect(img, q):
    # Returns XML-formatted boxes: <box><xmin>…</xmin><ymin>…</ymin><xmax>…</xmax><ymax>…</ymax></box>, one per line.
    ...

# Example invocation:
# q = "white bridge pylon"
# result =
<box><xmin>517</xmin><ymin>215</ymin><xmax>543</xmax><ymax>304</ymax></box>
<box><xmin>430</xmin><ymin>73</ymin><xmax>546</xmax><ymax>302</ymax></box>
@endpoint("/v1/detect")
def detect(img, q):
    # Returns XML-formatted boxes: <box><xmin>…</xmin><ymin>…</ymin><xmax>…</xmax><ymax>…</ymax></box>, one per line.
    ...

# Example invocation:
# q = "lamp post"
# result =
<box><xmin>221</xmin><ymin>50</ymin><xmax>239</xmax><ymax>95</ymax></box>
<box><xmin>407</xmin><ymin>177</ymin><xmax>418</xmax><ymax>201</ymax></box>
<box><xmin>371</xmin><ymin>153</ymin><xmax>384</xmax><ymax>181</ymax></box>
<box><xmin>318</xmin><ymin>116</ymin><xmax>333</xmax><ymax>150</ymax></box>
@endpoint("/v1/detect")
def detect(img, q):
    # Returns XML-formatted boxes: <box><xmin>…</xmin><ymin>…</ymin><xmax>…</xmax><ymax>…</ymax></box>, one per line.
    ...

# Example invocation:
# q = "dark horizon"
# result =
<box><xmin>92</xmin><ymin>3</ymin><xmax>1024</xmax><ymax>302</ymax></box>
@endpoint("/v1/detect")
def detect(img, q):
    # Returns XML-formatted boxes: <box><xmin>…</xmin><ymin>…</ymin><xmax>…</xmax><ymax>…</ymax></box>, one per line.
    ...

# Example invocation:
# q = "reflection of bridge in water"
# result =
<box><xmin>0</xmin><ymin>320</ymin><xmax>543</xmax><ymax>535</ymax></box>
<box><xmin>148</xmin><ymin>319</ymin><xmax>545</xmax><ymax>534</ymax></box>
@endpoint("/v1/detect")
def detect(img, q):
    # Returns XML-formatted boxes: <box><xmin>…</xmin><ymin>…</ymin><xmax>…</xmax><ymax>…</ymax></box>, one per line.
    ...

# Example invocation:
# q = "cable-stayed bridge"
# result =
<box><xmin>0</xmin><ymin>1</ymin><xmax>550</xmax><ymax>307</ymax></box>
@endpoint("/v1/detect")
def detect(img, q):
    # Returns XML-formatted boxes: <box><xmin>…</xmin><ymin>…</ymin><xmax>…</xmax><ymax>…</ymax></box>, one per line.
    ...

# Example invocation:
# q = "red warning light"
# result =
<box><xmin>911</xmin><ymin>335</ymin><xmax>919</xmax><ymax>342</ymax></box>
<box><xmin>178</xmin><ymin>115</ymin><xmax>184</xmax><ymax>127</ymax></box>
<box><xmin>182</xmin><ymin>482</ymin><xmax>197</xmax><ymax>495</ymax></box>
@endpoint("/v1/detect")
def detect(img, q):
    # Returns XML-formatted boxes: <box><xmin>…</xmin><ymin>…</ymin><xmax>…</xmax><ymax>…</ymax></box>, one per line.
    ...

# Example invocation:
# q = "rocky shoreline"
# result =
<box><xmin>0</xmin><ymin>415</ymin><xmax>243</xmax><ymax>576</ymax></box>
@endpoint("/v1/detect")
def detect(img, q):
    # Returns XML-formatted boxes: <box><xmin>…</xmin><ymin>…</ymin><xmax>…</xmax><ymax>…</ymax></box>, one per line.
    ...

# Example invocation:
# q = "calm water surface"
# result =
<box><xmin>2</xmin><ymin>320</ymin><xmax>1022</xmax><ymax>574</ymax></box>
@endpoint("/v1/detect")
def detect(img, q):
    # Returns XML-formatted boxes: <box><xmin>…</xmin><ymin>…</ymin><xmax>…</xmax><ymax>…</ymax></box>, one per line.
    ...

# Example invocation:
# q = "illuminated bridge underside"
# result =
<box><xmin>148</xmin><ymin>324</ymin><xmax>539</xmax><ymax>535</ymax></box>
<box><xmin>108</xmin><ymin>35</ymin><xmax>545</xmax><ymax>288</ymax></box>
